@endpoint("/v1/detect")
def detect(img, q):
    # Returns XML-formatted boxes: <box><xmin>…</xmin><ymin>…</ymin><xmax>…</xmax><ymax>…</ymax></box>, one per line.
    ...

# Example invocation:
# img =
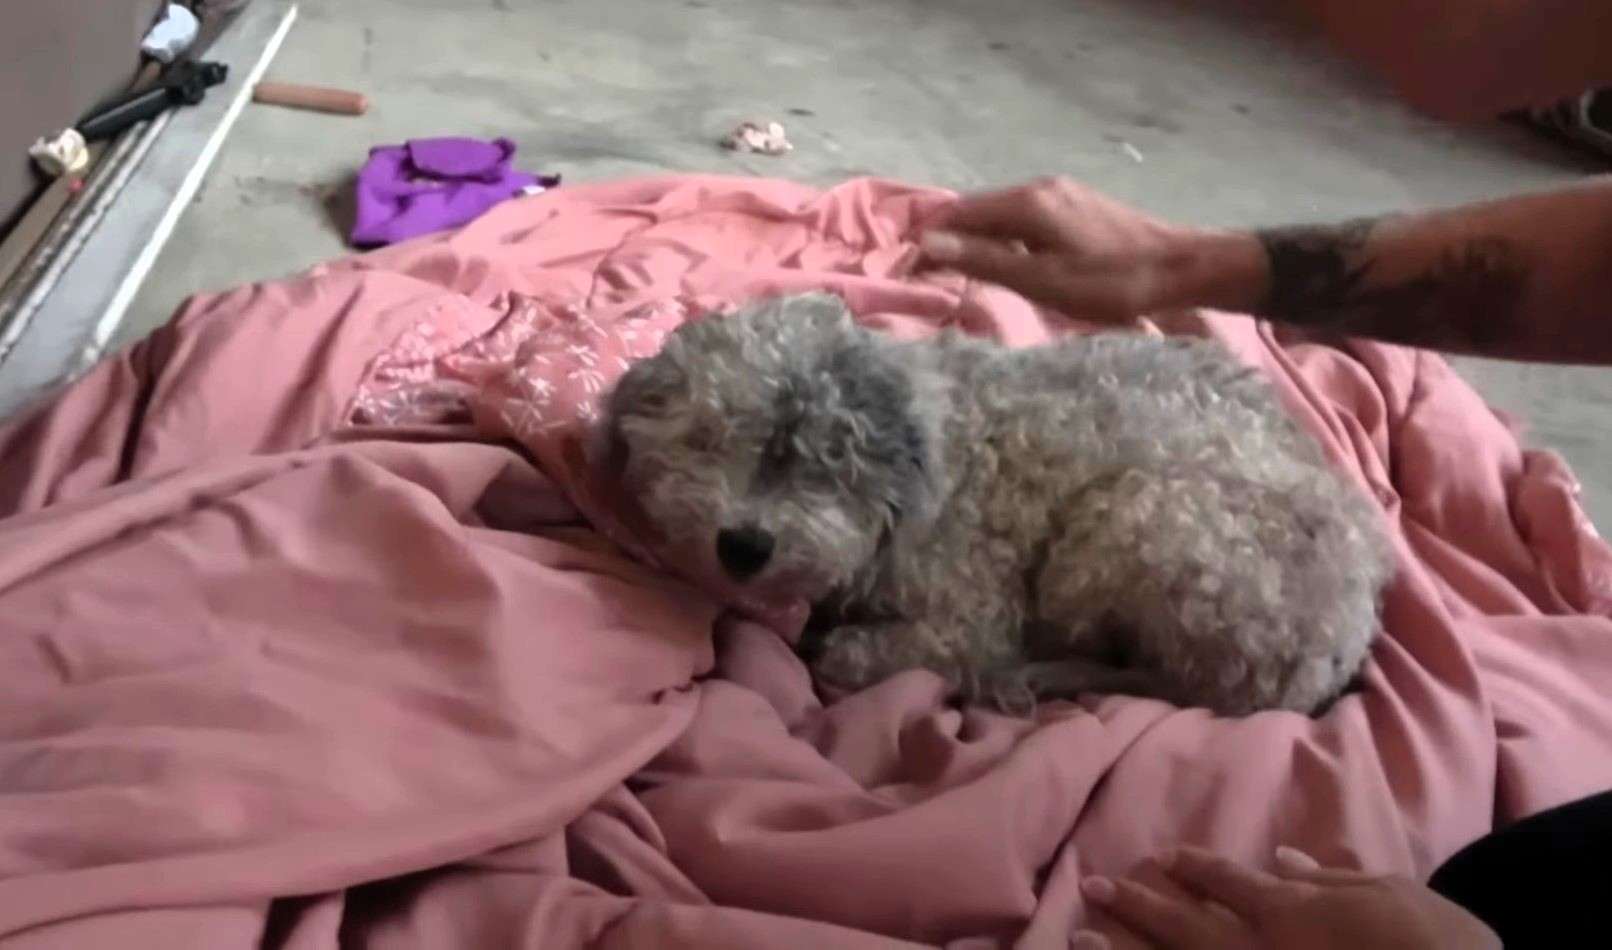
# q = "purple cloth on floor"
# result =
<box><xmin>350</xmin><ymin>137</ymin><xmax>560</xmax><ymax>247</ymax></box>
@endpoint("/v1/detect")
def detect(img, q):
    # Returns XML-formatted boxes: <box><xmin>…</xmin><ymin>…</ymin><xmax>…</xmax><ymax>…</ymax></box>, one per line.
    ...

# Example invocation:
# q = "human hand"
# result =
<box><xmin>1072</xmin><ymin>846</ymin><xmax>1500</xmax><ymax>950</ymax></box>
<box><xmin>919</xmin><ymin>178</ymin><xmax>1265</xmax><ymax>325</ymax></box>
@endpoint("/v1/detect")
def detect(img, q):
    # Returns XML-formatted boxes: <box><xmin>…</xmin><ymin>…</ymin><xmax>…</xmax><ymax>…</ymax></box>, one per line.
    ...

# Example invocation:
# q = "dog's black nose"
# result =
<box><xmin>716</xmin><ymin>526</ymin><xmax>775</xmax><ymax>581</ymax></box>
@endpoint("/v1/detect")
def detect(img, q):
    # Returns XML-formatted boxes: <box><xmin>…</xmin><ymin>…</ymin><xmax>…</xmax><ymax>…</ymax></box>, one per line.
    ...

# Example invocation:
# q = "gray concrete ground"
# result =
<box><xmin>124</xmin><ymin>0</ymin><xmax>1612</xmax><ymax>521</ymax></box>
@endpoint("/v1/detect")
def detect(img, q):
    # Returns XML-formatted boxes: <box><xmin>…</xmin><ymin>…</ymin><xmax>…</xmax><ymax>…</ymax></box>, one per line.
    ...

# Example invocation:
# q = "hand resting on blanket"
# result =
<box><xmin>1071</xmin><ymin>846</ymin><xmax>1499</xmax><ymax>950</ymax></box>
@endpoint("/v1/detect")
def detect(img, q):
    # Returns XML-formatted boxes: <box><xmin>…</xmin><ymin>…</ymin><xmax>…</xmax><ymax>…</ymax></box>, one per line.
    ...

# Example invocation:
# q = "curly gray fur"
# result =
<box><xmin>601</xmin><ymin>294</ymin><xmax>1394</xmax><ymax>716</ymax></box>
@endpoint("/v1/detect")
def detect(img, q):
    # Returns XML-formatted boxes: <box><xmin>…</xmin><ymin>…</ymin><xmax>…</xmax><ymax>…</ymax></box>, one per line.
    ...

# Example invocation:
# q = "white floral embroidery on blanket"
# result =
<box><xmin>348</xmin><ymin>292</ymin><xmax>718</xmax><ymax>565</ymax></box>
<box><xmin>351</xmin><ymin>294</ymin><xmax>698</xmax><ymax>433</ymax></box>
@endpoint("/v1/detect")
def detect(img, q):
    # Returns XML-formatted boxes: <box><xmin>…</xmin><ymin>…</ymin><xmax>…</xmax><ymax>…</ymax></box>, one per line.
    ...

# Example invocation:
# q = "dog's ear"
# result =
<box><xmin>891</xmin><ymin>409</ymin><xmax>944</xmax><ymax>524</ymax></box>
<box><xmin>821</xmin><ymin>327</ymin><xmax>944</xmax><ymax>527</ymax></box>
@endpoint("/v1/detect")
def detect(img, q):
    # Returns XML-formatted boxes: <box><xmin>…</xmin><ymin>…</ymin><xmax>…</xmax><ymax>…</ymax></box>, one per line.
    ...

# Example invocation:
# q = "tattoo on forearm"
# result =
<box><xmin>1255</xmin><ymin>218</ymin><xmax>1529</xmax><ymax>353</ymax></box>
<box><xmin>1258</xmin><ymin>218</ymin><xmax>1378</xmax><ymax>320</ymax></box>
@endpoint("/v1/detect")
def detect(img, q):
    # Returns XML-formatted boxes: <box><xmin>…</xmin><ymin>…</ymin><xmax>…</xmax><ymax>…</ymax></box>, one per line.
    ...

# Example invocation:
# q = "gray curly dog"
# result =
<box><xmin>601</xmin><ymin>293</ymin><xmax>1394</xmax><ymax>715</ymax></box>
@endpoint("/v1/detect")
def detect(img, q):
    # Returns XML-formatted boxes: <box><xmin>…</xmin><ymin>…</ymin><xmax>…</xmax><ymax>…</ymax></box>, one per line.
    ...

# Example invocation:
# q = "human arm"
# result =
<box><xmin>921</xmin><ymin>176</ymin><xmax>1612</xmax><ymax>364</ymax></box>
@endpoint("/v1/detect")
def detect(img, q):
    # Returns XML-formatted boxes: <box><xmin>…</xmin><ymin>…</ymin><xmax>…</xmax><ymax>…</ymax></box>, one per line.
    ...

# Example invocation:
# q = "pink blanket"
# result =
<box><xmin>3</xmin><ymin>175</ymin><xmax>1612</xmax><ymax>948</ymax></box>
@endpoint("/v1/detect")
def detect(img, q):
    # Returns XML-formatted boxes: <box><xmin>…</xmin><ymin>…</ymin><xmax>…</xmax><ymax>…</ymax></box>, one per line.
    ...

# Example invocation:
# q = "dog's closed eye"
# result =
<box><xmin>686</xmin><ymin>422</ymin><xmax>721</xmax><ymax>452</ymax></box>
<box><xmin>632</xmin><ymin>391</ymin><xmax>669</xmax><ymax>414</ymax></box>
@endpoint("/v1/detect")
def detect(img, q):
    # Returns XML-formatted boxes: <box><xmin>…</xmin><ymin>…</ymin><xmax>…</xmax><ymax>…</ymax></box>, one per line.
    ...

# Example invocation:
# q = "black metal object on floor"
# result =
<box><xmin>77</xmin><ymin>61</ymin><xmax>230</xmax><ymax>143</ymax></box>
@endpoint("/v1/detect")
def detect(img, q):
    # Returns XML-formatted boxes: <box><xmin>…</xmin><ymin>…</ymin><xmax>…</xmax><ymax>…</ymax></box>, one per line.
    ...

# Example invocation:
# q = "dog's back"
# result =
<box><xmin>905</xmin><ymin>328</ymin><xmax>1393</xmax><ymax>714</ymax></box>
<box><xmin>924</xmin><ymin>331</ymin><xmax>1323</xmax><ymax>494</ymax></box>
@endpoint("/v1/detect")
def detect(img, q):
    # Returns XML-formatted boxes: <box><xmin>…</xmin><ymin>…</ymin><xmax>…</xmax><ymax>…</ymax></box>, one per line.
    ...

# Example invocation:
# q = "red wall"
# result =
<box><xmin>1296</xmin><ymin>0</ymin><xmax>1612</xmax><ymax>118</ymax></box>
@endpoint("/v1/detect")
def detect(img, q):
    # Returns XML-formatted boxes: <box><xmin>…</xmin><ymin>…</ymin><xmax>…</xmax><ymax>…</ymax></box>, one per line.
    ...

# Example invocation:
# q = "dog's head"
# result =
<box><xmin>599</xmin><ymin>294</ymin><xmax>945</xmax><ymax>601</ymax></box>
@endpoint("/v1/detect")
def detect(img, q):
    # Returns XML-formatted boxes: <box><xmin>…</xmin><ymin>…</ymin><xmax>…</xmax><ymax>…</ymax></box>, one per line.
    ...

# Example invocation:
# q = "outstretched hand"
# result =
<box><xmin>920</xmin><ymin>178</ymin><xmax>1265</xmax><ymax>325</ymax></box>
<box><xmin>1072</xmin><ymin>846</ymin><xmax>1499</xmax><ymax>950</ymax></box>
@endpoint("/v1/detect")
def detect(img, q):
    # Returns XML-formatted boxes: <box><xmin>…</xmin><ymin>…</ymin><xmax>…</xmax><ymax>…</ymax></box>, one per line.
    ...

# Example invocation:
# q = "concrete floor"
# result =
<box><xmin>125</xmin><ymin>0</ymin><xmax>1612</xmax><ymax>522</ymax></box>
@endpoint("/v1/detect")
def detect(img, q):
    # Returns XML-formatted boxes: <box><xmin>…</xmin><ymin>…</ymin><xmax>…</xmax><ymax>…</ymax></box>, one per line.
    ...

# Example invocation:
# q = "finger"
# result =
<box><xmin>920</xmin><ymin>231</ymin><xmax>1056</xmax><ymax>292</ymax></box>
<box><xmin>1161</xmin><ymin>847</ymin><xmax>1288</xmax><ymax>918</ymax></box>
<box><xmin>942</xmin><ymin>184</ymin><xmax>1071</xmax><ymax>247</ymax></box>
<box><xmin>1273</xmin><ymin>846</ymin><xmax>1322</xmax><ymax>873</ymax></box>
<box><xmin>921</xmin><ymin>233</ymin><xmax>1155</xmax><ymax>325</ymax></box>
<box><xmin>1272</xmin><ymin>847</ymin><xmax>1380</xmax><ymax>886</ymax></box>
<box><xmin>1069</xmin><ymin>932</ymin><xmax>1111</xmax><ymax>950</ymax></box>
<box><xmin>1082</xmin><ymin>875</ymin><xmax>1230</xmax><ymax>948</ymax></box>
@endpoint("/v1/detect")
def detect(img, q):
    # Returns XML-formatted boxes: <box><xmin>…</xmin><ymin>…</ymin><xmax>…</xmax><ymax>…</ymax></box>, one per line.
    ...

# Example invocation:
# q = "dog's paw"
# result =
<box><xmin>809</xmin><ymin>620</ymin><xmax>983</xmax><ymax>699</ymax></box>
<box><xmin>965</xmin><ymin>666</ymin><xmax>1038</xmax><ymax>715</ymax></box>
<box><xmin>808</xmin><ymin>625</ymin><xmax>888</xmax><ymax>692</ymax></box>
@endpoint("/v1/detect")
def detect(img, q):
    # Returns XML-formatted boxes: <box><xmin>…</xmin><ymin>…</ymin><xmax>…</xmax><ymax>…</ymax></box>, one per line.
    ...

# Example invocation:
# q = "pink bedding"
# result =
<box><xmin>2</xmin><ymin>175</ymin><xmax>1612</xmax><ymax>948</ymax></box>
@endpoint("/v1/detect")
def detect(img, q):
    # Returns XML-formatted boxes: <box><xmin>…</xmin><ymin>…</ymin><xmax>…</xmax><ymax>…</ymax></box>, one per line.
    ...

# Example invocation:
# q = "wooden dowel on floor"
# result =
<box><xmin>252</xmin><ymin>82</ymin><xmax>368</xmax><ymax>116</ymax></box>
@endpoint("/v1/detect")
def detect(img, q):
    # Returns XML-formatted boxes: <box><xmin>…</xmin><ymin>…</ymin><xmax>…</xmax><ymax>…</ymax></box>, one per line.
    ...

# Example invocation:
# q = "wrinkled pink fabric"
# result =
<box><xmin>2</xmin><ymin>175</ymin><xmax>1612</xmax><ymax>949</ymax></box>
